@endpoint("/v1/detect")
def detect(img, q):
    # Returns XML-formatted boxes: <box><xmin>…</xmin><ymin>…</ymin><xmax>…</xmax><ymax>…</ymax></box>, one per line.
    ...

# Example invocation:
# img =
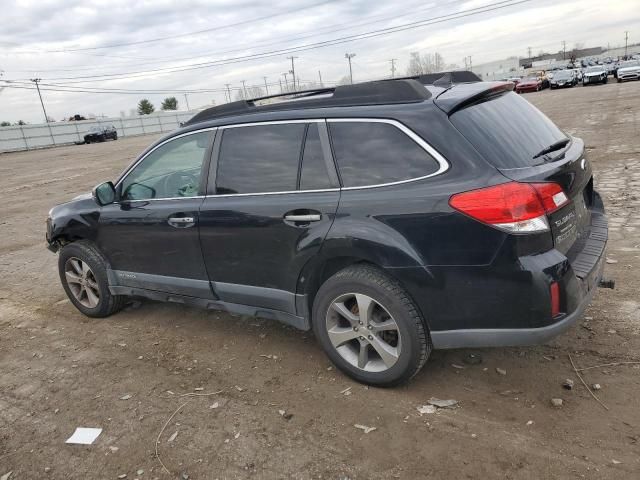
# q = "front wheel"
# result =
<box><xmin>113</xmin><ymin>132</ymin><xmax>118</xmax><ymax>140</ymax></box>
<box><xmin>58</xmin><ymin>241</ymin><xmax>126</xmax><ymax>318</ymax></box>
<box><xmin>312</xmin><ymin>265</ymin><xmax>431</xmax><ymax>386</ymax></box>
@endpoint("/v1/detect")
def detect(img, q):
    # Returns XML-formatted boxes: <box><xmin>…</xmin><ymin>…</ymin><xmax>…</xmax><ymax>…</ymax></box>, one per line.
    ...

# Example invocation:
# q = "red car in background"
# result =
<box><xmin>515</xmin><ymin>76</ymin><xmax>542</xmax><ymax>93</ymax></box>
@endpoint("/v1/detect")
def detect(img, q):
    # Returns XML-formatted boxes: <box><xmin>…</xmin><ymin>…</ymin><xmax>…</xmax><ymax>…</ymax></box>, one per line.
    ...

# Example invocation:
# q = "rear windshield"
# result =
<box><xmin>450</xmin><ymin>91</ymin><xmax>567</xmax><ymax>168</ymax></box>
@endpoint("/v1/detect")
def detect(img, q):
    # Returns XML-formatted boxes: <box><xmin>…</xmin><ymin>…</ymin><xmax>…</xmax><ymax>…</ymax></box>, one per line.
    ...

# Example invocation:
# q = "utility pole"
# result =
<box><xmin>527</xmin><ymin>46</ymin><xmax>532</xmax><ymax>59</ymax></box>
<box><xmin>287</xmin><ymin>56</ymin><xmax>298</xmax><ymax>91</ymax></box>
<box><xmin>467</xmin><ymin>56</ymin><xmax>472</xmax><ymax>71</ymax></box>
<box><xmin>345</xmin><ymin>53</ymin><xmax>356</xmax><ymax>84</ymax></box>
<box><xmin>225</xmin><ymin>84</ymin><xmax>232</xmax><ymax>103</ymax></box>
<box><xmin>263</xmin><ymin>76</ymin><xmax>269</xmax><ymax>95</ymax></box>
<box><xmin>279</xmin><ymin>78</ymin><xmax>283</xmax><ymax>94</ymax></box>
<box><xmin>318</xmin><ymin>70</ymin><xmax>323</xmax><ymax>87</ymax></box>
<box><xmin>624</xmin><ymin>31</ymin><xmax>629</xmax><ymax>58</ymax></box>
<box><xmin>464</xmin><ymin>57</ymin><xmax>468</xmax><ymax>69</ymax></box>
<box><xmin>562</xmin><ymin>40</ymin><xmax>566</xmax><ymax>60</ymax></box>
<box><xmin>389</xmin><ymin>58</ymin><xmax>397</xmax><ymax>78</ymax></box>
<box><xmin>183</xmin><ymin>93</ymin><xmax>190</xmax><ymax>111</ymax></box>
<box><xmin>241</xmin><ymin>80</ymin><xmax>247</xmax><ymax>99</ymax></box>
<box><xmin>30</xmin><ymin>78</ymin><xmax>49</xmax><ymax>123</ymax></box>
<box><xmin>282</xmin><ymin>72</ymin><xmax>289</xmax><ymax>92</ymax></box>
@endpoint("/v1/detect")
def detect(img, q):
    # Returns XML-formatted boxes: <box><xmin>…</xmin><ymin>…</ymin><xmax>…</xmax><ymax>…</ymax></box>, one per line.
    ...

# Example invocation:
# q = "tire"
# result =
<box><xmin>312</xmin><ymin>264</ymin><xmax>431</xmax><ymax>387</ymax></box>
<box><xmin>58</xmin><ymin>241</ymin><xmax>127</xmax><ymax>318</ymax></box>
<box><xmin>113</xmin><ymin>132</ymin><xmax>118</xmax><ymax>140</ymax></box>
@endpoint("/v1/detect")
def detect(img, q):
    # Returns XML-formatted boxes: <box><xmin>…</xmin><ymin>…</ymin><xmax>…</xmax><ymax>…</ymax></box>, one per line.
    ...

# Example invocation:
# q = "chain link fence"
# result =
<box><xmin>0</xmin><ymin>110</ymin><xmax>197</xmax><ymax>153</ymax></box>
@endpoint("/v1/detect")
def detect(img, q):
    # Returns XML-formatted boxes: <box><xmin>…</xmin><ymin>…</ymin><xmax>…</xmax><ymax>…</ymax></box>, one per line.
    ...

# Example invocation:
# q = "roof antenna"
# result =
<box><xmin>432</xmin><ymin>72</ymin><xmax>453</xmax><ymax>88</ymax></box>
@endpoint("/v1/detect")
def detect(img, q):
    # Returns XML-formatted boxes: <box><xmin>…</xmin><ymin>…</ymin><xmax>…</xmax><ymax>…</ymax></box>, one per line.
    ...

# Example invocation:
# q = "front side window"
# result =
<box><xmin>329</xmin><ymin>121</ymin><xmax>440</xmax><ymax>188</ymax></box>
<box><xmin>216</xmin><ymin>123</ymin><xmax>306</xmax><ymax>194</ymax></box>
<box><xmin>120</xmin><ymin>130</ymin><xmax>212</xmax><ymax>200</ymax></box>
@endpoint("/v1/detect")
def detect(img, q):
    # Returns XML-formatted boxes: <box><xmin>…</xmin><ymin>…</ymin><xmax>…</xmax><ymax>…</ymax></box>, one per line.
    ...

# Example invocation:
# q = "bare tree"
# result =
<box><xmin>407</xmin><ymin>51</ymin><xmax>446</xmax><ymax>75</ymax></box>
<box><xmin>235</xmin><ymin>85</ymin><xmax>265</xmax><ymax>101</ymax></box>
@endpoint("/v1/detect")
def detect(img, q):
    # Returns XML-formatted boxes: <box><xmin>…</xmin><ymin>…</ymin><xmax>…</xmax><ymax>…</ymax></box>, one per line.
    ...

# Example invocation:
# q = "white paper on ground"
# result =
<box><xmin>65</xmin><ymin>427</ymin><xmax>103</xmax><ymax>445</ymax></box>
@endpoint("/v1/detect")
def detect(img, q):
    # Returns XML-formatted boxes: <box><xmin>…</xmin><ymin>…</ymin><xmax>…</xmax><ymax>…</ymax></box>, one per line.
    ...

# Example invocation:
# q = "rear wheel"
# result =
<box><xmin>312</xmin><ymin>265</ymin><xmax>431</xmax><ymax>386</ymax></box>
<box><xmin>58</xmin><ymin>241</ymin><xmax>126</xmax><ymax>318</ymax></box>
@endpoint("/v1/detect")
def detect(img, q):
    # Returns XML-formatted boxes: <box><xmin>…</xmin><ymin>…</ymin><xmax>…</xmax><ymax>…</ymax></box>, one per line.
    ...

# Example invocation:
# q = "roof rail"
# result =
<box><xmin>383</xmin><ymin>70</ymin><xmax>482</xmax><ymax>86</ymax></box>
<box><xmin>184</xmin><ymin>79</ymin><xmax>431</xmax><ymax>126</ymax></box>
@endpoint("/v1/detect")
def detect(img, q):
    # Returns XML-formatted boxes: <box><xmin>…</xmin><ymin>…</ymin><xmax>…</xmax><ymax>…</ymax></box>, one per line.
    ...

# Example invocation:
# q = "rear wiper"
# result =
<box><xmin>532</xmin><ymin>138</ymin><xmax>570</xmax><ymax>159</ymax></box>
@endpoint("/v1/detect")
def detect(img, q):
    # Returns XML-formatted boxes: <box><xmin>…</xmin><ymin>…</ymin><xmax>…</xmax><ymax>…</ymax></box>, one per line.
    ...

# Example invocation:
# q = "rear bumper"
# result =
<box><xmin>388</xmin><ymin>202</ymin><xmax>608</xmax><ymax>349</ymax></box>
<box><xmin>430</xmin><ymin>254</ymin><xmax>603</xmax><ymax>348</ymax></box>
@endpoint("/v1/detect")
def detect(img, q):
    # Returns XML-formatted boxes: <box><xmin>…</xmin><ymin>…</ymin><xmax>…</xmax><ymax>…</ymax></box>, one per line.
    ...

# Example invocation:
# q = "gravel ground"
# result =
<box><xmin>1</xmin><ymin>81</ymin><xmax>639</xmax><ymax>480</ymax></box>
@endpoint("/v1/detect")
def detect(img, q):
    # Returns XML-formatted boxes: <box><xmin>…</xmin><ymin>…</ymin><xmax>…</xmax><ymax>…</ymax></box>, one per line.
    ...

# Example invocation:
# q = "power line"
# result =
<box><xmin>40</xmin><ymin>0</ymin><xmax>340</xmax><ymax>53</ymax></box>
<box><xmin>9</xmin><ymin>0</ymin><xmax>532</xmax><ymax>84</ymax></box>
<box><xmin>5</xmin><ymin>0</ymin><xmax>470</xmax><ymax>76</ymax></box>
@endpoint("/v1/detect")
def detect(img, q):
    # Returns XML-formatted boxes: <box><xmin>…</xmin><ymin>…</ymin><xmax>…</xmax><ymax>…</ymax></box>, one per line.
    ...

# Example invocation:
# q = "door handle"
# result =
<box><xmin>284</xmin><ymin>214</ymin><xmax>321</xmax><ymax>222</ymax></box>
<box><xmin>168</xmin><ymin>216</ymin><xmax>195</xmax><ymax>228</ymax></box>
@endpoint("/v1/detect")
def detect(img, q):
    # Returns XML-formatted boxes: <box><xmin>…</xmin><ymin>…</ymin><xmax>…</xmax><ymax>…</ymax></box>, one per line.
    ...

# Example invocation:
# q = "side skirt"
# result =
<box><xmin>108</xmin><ymin>285</ymin><xmax>310</xmax><ymax>331</ymax></box>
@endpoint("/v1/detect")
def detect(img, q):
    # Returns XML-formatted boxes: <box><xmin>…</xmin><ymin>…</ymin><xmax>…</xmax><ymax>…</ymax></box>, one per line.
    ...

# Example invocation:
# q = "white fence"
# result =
<box><xmin>0</xmin><ymin>110</ymin><xmax>198</xmax><ymax>153</ymax></box>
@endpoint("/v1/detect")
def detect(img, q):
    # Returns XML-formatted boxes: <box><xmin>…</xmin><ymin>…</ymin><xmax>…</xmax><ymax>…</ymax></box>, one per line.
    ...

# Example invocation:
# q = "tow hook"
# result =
<box><xmin>598</xmin><ymin>278</ymin><xmax>615</xmax><ymax>289</ymax></box>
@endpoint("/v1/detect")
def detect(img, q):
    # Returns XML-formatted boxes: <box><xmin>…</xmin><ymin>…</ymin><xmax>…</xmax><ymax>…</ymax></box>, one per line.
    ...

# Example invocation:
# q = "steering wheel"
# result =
<box><xmin>164</xmin><ymin>171</ymin><xmax>199</xmax><ymax>197</ymax></box>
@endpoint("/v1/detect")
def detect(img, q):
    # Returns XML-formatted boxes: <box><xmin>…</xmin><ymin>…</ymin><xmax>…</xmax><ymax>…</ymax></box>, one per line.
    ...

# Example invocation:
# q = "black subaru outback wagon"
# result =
<box><xmin>47</xmin><ymin>72</ymin><xmax>608</xmax><ymax>386</ymax></box>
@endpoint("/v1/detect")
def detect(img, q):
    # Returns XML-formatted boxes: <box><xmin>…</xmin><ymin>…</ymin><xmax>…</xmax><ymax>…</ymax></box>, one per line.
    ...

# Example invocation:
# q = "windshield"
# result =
<box><xmin>586</xmin><ymin>66</ymin><xmax>604</xmax><ymax>73</ymax></box>
<box><xmin>620</xmin><ymin>60</ymin><xmax>640</xmax><ymax>68</ymax></box>
<box><xmin>450</xmin><ymin>91</ymin><xmax>567</xmax><ymax>169</ymax></box>
<box><xmin>523</xmin><ymin>77</ymin><xmax>538</xmax><ymax>82</ymax></box>
<box><xmin>88</xmin><ymin>126</ymin><xmax>101</xmax><ymax>132</ymax></box>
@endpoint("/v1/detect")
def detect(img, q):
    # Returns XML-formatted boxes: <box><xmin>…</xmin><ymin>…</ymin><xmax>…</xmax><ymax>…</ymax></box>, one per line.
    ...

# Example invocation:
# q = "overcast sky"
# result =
<box><xmin>1</xmin><ymin>0</ymin><xmax>639</xmax><ymax>123</ymax></box>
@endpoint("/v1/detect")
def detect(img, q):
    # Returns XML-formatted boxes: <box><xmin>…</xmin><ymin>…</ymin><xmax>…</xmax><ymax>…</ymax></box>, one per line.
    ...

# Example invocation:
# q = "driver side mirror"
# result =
<box><xmin>92</xmin><ymin>181</ymin><xmax>116</xmax><ymax>206</ymax></box>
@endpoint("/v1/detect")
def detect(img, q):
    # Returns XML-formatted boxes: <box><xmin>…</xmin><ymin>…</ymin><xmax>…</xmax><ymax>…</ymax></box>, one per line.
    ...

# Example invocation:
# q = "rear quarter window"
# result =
<box><xmin>328</xmin><ymin>121</ymin><xmax>441</xmax><ymax>188</ymax></box>
<box><xmin>450</xmin><ymin>91</ymin><xmax>567</xmax><ymax>168</ymax></box>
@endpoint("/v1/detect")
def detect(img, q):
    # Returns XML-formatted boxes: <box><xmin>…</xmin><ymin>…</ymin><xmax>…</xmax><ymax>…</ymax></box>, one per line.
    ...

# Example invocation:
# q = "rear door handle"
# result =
<box><xmin>284</xmin><ymin>214</ymin><xmax>321</xmax><ymax>222</ymax></box>
<box><xmin>168</xmin><ymin>216</ymin><xmax>195</xmax><ymax>228</ymax></box>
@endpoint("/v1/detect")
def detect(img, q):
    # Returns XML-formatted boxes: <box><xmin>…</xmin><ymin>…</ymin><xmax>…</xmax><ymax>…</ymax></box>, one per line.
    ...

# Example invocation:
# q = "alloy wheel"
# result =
<box><xmin>325</xmin><ymin>293</ymin><xmax>401</xmax><ymax>372</ymax></box>
<box><xmin>64</xmin><ymin>257</ymin><xmax>100</xmax><ymax>308</ymax></box>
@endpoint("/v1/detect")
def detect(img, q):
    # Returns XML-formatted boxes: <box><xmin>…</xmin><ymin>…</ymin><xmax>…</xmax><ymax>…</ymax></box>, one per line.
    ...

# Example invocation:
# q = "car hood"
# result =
<box><xmin>518</xmin><ymin>80</ymin><xmax>538</xmax><ymax>86</ymax></box>
<box><xmin>584</xmin><ymin>71</ymin><xmax>605</xmax><ymax>77</ymax></box>
<box><xmin>618</xmin><ymin>66</ymin><xmax>640</xmax><ymax>73</ymax></box>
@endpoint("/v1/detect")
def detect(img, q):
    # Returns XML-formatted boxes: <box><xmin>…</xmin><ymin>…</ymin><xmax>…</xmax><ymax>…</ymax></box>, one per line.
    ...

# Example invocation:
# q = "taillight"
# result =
<box><xmin>449</xmin><ymin>181</ymin><xmax>569</xmax><ymax>233</ymax></box>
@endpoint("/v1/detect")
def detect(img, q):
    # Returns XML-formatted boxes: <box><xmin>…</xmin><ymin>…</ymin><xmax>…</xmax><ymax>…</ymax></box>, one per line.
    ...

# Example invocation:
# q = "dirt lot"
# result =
<box><xmin>1</xmin><ymin>82</ymin><xmax>639</xmax><ymax>480</ymax></box>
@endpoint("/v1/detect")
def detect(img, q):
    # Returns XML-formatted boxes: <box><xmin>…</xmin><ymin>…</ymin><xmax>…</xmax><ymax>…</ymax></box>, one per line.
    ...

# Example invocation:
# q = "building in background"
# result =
<box><xmin>472</xmin><ymin>57</ymin><xmax>523</xmax><ymax>81</ymax></box>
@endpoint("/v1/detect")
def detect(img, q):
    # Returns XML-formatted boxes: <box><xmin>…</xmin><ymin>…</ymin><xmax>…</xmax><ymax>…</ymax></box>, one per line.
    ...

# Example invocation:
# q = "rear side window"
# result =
<box><xmin>216</xmin><ymin>124</ymin><xmax>305</xmax><ymax>194</ymax></box>
<box><xmin>450</xmin><ymin>91</ymin><xmax>567</xmax><ymax>168</ymax></box>
<box><xmin>329</xmin><ymin>121</ymin><xmax>440</xmax><ymax>188</ymax></box>
<box><xmin>300</xmin><ymin>124</ymin><xmax>333</xmax><ymax>190</ymax></box>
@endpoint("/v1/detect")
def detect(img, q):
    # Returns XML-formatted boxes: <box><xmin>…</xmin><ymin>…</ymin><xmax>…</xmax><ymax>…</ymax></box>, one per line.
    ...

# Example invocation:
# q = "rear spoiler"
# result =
<box><xmin>433</xmin><ymin>81</ymin><xmax>514</xmax><ymax>115</ymax></box>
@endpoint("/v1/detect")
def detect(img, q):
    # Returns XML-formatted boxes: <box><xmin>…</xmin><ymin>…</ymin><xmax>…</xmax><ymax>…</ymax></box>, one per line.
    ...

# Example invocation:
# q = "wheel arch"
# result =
<box><xmin>297</xmin><ymin>253</ymin><xmax>433</xmax><ymax>331</ymax></box>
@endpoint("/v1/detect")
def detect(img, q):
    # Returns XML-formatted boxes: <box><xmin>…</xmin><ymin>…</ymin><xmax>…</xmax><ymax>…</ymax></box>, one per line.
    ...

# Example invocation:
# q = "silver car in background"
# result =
<box><xmin>617</xmin><ymin>60</ymin><xmax>640</xmax><ymax>82</ymax></box>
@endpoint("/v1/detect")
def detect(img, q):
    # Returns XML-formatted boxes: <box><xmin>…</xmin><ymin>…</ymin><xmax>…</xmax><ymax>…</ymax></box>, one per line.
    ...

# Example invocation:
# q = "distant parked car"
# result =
<box><xmin>515</xmin><ymin>76</ymin><xmax>542</xmax><ymax>93</ymax></box>
<box><xmin>582</xmin><ymin>66</ymin><xmax>608</xmax><ymax>85</ymax></box>
<box><xmin>84</xmin><ymin>125</ymin><xmax>118</xmax><ymax>144</ymax></box>
<box><xmin>616</xmin><ymin>60</ymin><xmax>640</xmax><ymax>82</ymax></box>
<box><xmin>549</xmin><ymin>70</ymin><xmax>577</xmax><ymax>88</ymax></box>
